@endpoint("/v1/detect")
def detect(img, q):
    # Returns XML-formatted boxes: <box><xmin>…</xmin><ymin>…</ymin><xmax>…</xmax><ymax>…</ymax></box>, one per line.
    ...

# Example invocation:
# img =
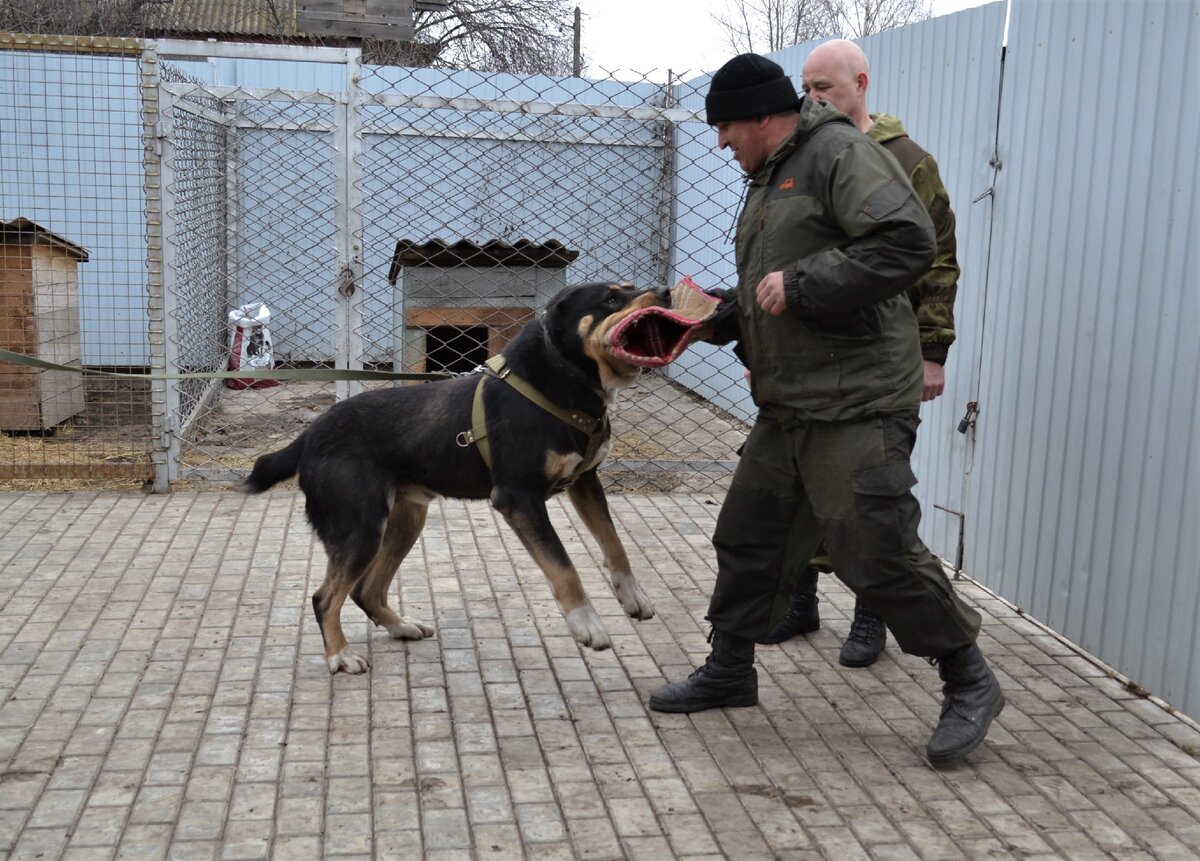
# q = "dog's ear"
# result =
<box><xmin>541</xmin><ymin>282</ymin><xmax>608</xmax><ymax>341</ymax></box>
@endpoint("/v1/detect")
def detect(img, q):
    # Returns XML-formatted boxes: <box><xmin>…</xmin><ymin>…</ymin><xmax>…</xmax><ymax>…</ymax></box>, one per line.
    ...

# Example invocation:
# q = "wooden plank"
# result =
<box><xmin>297</xmin><ymin>0</ymin><xmax>415</xmax><ymax>40</ymax></box>
<box><xmin>406</xmin><ymin>307</ymin><xmax>534</xmax><ymax>329</ymax></box>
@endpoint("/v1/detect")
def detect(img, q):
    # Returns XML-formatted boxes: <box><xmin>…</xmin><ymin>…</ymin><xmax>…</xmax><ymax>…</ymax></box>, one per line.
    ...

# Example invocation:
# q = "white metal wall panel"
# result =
<box><xmin>857</xmin><ymin>4</ymin><xmax>1008</xmax><ymax>564</ymax></box>
<box><xmin>971</xmin><ymin>0</ymin><xmax>1200</xmax><ymax>714</ymax></box>
<box><xmin>0</xmin><ymin>51</ymin><xmax>148</xmax><ymax>366</ymax></box>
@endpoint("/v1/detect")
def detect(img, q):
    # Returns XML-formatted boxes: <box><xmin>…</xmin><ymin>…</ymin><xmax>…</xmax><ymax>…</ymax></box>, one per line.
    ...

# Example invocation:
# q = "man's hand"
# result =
<box><xmin>755</xmin><ymin>271</ymin><xmax>787</xmax><ymax>316</ymax></box>
<box><xmin>922</xmin><ymin>360</ymin><xmax>945</xmax><ymax>401</ymax></box>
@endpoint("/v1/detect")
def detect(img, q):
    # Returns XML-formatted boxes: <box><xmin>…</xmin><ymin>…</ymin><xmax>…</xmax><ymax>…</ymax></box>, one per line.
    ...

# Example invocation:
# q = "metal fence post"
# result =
<box><xmin>655</xmin><ymin>71</ymin><xmax>679</xmax><ymax>291</ymax></box>
<box><xmin>334</xmin><ymin>44</ymin><xmax>366</xmax><ymax>401</ymax></box>
<box><xmin>142</xmin><ymin>43</ymin><xmax>181</xmax><ymax>492</ymax></box>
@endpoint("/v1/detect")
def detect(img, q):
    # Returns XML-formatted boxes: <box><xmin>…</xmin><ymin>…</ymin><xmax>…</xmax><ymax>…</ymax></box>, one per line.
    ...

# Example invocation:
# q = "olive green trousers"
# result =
<box><xmin>708</xmin><ymin>414</ymin><xmax>979</xmax><ymax>657</ymax></box>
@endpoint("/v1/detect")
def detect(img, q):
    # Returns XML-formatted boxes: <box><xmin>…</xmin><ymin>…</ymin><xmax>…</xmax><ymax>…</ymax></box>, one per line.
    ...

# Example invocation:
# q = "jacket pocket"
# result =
<box><xmin>798</xmin><ymin>346</ymin><xmax>842</xmax><ymax>404</ymax></box>
<box><xmin>806</xmin><ymin>306</ymin><xmax>881</xmax><ymax>340</ymax></box>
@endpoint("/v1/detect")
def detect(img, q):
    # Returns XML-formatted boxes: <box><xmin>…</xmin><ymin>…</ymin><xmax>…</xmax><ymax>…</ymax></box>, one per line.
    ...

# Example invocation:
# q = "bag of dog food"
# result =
<box><xmin>227</xmin><ymin>302</ymin><xmax>279</xmax><ymax>389</ymax></box>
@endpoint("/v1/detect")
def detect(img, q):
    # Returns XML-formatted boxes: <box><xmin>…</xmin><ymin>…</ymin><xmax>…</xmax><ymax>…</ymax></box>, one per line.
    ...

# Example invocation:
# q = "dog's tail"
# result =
<box><xmin>240</xmin><ymin>434</ymin><xmax>305</xmax><ymax>494</ymax></box>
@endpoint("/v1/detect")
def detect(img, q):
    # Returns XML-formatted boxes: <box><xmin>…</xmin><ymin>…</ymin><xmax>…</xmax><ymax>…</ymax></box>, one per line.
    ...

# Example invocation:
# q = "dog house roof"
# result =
<box><xmin>1</xmin><ymin>218</ymin><xmax>89</xmax><ymax>261</ymax></box>
<box><xmin>387</xmin><ymin>238</ymin><xmax>579</xmax><ymax>285</ymax></box>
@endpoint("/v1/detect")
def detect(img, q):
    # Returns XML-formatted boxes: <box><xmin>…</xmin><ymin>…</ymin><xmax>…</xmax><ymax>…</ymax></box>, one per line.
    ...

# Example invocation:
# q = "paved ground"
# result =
<box><xmin>2</xmin><ymin>490</ymin><xmax>1200</xmax><ymax>861</ymax></box>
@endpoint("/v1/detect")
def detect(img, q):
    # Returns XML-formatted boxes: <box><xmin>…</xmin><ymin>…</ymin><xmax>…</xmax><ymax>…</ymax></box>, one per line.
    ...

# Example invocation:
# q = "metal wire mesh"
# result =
<box><xmin>162</xmin><ymin>84</ymin><xmax>342</xmax><ymax>480</ymax></box>
<box><xmin>160</xmin><ymin>62</ymin><xmax>228</xmax><ymax>434</ymax></box>
<box><xmin>0</xmin><ymin>35</ymin><xmax>154</xmax><ymax>487</ymax></box>
<box><xmin>2</xmin><ymin>38</ymin><xmax>753</xmax><ymax>492</ymax></box>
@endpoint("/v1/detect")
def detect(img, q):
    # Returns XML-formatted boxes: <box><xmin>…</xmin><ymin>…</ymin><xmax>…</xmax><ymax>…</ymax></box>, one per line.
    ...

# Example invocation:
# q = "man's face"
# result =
<box><xmin>715</xmin><ymin>118</ymin><xmax>771</xmax><ymax>174</ymax></box>
<box><xmin>801</xmin><ymin>53</ymin><xmax>864</xmax><ymax>116</ymax></box>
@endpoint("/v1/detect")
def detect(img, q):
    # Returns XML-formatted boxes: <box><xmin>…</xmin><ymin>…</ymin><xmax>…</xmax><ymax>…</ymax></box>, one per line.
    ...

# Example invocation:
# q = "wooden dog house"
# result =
<box><xmin>387</xmin><ymin>238</ymin><xmax>579</xmax><ymax>374</ymax></box>
<box><xmin>0</xmin><ymin>219</ymin><xmax>89</xmax><ymax>431</ymax></box>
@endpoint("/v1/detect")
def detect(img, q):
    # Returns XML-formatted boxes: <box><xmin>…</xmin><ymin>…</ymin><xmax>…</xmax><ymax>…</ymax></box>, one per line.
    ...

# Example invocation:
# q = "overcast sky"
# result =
<box><xmin>573</xmin><ymin>0</ymin><xmax>997</xmax><ymax>81</ymax></box>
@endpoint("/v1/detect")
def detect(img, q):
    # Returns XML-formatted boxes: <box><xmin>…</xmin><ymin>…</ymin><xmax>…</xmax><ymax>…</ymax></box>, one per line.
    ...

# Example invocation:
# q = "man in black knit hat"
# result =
<box><xmin>648</xmin><ymin>53</ymin><xmax>1004</xmax><ymax>768</ymax></box>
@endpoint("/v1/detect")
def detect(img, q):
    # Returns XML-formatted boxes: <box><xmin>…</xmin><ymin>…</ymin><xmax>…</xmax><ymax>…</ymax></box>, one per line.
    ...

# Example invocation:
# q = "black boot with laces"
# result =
<box><xmin>648</xmin><ymin>630</ymin><xmax>757</xmax><ymax>713</ymax></box>
<box><xmin>838</xmin><ymin>599</ymin><xmax>886</xmax><ymax>667</ymax></box>
<box><xmin>927</xmin><ymin>642</ymin><xmax>1005</xmax><ymax>766</ymax></box>
<box><xmin>762</xmin><ymin>567</ymin><xmax>820</xmax><ymax>644</ymax></box>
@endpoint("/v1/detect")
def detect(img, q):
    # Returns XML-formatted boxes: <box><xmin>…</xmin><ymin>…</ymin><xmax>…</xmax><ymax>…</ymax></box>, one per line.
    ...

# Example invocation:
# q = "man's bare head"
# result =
<box><xmin>801</xmin><ymin>39</ymin><xmax>872</xmax><ymax>132</ymax></box>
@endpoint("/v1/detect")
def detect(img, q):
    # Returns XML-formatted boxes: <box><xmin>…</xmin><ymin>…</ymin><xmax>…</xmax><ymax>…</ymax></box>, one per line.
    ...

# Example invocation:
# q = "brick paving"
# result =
<box><xmin>1</xmin><ymin>489</ymin><xmax>1199</xmax><ymax>860</ymax></box>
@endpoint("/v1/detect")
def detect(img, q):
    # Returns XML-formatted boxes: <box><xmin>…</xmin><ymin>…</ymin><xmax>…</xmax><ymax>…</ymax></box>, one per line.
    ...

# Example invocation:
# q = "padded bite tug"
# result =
<box><xmin>606</xmin><ymin>277</ymin><xmax>721</xmax><ymax>367</ymax></box>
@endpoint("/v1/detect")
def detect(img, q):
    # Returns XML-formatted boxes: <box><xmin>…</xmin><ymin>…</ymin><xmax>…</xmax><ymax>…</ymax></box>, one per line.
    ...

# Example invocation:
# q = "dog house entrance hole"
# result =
<box><xmin>426</xmin><ymin>326</ymin><xmax>488</xmax><ymax>373</ymax></box>
<box><xmin>388</xmin><ymin>239</ymin><xmax>580</xmax><ymax>375</ymax></box>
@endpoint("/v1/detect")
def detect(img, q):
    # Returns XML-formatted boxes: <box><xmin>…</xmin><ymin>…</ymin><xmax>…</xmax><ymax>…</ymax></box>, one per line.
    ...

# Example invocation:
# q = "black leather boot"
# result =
<box><xmin>838</xmin><ymin>599</ymin><xmax>886</xmax><ymax>667</ymax></box>
<box><xmin>927</xmin><ymin>642</ymin><xmax>1005</xmax><ymax>767</ymax></box>
<box><xmin>762</xmin><ymin>567</ymin><xmax>820</xmax><ymax>644</ymax></box>
<box><xmin>648</xmin><ymin>630</ymin><xmax>757</xmax><ymax>713</ymax></box>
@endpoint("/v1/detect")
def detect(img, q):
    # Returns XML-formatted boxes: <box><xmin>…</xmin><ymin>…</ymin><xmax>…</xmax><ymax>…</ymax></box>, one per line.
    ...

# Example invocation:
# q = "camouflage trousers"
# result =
<box><xmin>707</xmin><ymin>414</ymin><xmax>980</xmax><ymax>657</ymax></box>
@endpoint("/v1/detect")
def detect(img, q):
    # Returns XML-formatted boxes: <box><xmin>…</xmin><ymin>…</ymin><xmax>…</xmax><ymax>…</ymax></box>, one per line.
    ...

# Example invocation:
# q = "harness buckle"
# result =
<box><xmin>483</xmin><ymin>355</ymin><xmax>510</xmax><ymax>379</ymax></box>
<box><xmin>455</xmin><ymin>430</ymin><xmax>475</xmax><ymax>447</ymax></box>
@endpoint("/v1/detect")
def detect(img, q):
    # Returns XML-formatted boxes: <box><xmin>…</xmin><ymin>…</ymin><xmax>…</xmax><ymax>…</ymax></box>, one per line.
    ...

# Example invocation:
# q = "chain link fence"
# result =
<box><xmin>1</xmin><ymin>36</ymin><xmax>752</xmax><ymax>492</ymax></box>
<box><xmin>0</xmin><ymin>35</ymin><xmax>155</xmax><ymax>487</ymax></box>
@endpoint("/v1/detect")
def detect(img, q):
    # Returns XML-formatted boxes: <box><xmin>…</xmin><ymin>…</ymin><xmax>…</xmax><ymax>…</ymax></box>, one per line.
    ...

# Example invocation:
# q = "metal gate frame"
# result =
<box><xmin>142</xmin><ymin>39</ymin><xmax>719</xmax><ymax>491</ymax></box>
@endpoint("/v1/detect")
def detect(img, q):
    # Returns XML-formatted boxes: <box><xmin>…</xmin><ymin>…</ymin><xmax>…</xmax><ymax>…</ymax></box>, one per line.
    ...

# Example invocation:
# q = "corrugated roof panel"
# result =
<box><xmin>1</xmin><ymin>218</ymin><xmax>90</xmax><ymax>260</ymax></box>
<box><xmin>145</xmin><ymin>0</ymin><xmax>299</xmax><ymax>38</ymax></box>
<box><xmin>388</xmin><ymin>239</ymin><xmax>580</xmax><ymax>282</ymax></box>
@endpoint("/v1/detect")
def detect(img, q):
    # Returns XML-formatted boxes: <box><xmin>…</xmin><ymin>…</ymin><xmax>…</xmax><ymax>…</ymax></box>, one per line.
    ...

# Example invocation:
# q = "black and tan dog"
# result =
<box><xmin>243</xmin><ymin>281</ymin><xmax>685</xmax><ymax>673</ymax></box>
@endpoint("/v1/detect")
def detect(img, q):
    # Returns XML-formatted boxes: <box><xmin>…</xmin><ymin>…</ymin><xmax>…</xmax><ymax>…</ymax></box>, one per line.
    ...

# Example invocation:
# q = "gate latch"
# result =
<box><xmin>957</xmin><ymin>401</ymin><xmax>979</xmax><ymax>434</ymax></box>
<box><xmin>337</xmin><ymin>265</ymin><xmax>356</xmax><ymax>297</ymax></box>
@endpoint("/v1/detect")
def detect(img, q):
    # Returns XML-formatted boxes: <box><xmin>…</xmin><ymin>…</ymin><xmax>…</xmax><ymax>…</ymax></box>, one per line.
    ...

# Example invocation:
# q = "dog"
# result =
<box><xmin>242</xmin><ymin>281</ymin><xmax>682</xmax><ymax>673</ymax></box>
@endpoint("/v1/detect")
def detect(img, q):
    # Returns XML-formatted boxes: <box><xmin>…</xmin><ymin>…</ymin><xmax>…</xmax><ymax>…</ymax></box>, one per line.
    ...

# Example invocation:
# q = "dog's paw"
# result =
<box><xmin>614</xmin><ymin>577</ymin><xmax>655</xmax><ymax>620</ymax></box>
<box><xmin>327</xmin><ymin>647</ymin><xmax>371</xmax><ymax>674</ymax></box>
<box><xmin>386</xmin><ymin>618</ymin><xmax>435</xmax><ymax>640</ymax></box>
<box><xmin>566</xmin><ymin>605</ymin><xmax>612</xmax><ymax>651</ymax></box>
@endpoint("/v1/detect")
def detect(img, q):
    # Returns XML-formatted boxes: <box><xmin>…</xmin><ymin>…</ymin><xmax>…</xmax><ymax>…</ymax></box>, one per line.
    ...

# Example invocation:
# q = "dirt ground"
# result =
<box><xmin>177</xmin><ymin>371</ymin><xmax>747</xmax><ymax>493</ymax></box>
<box><xmin>0</xmin><ymin>377</ymin><xmax>155</xmax><ymax>489</ymax></box>
<box><xmin>2</xmin><ymin>370</ymin><xmax>746</xmax><ymax>492</ymax></box>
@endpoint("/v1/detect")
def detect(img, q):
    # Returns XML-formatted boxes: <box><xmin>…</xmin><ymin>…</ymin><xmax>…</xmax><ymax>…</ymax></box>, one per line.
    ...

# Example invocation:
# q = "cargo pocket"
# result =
<box><xmin>850</xmin><ymin>461</ymin><xmax>918</xmax><ymax>557</ymax></box>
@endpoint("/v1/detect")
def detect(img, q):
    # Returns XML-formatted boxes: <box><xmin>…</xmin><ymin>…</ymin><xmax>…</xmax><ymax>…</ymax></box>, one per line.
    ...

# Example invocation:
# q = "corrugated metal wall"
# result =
<box><xmin>969</xmin><ymin>0</ymin><xmax>1200</xmax><ymax>714</ymax></box>
<box><xmin>856</xmin><ymin>4</ymin><xmax>1007</xmax><ymax>564</ymax></box>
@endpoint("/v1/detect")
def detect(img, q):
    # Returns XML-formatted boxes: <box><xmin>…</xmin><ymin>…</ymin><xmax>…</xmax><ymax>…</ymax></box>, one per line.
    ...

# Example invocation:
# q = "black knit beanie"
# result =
<box><xmin>705</xmin><ymin>53</ymin><xmax>802</xmax><ymax>124</ymax></box>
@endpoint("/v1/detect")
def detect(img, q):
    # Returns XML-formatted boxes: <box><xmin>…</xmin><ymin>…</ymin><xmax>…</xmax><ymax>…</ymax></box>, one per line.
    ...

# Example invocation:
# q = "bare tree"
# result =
<box><xmin>713</xmin><ymin>0</ymin><xmax>835</xmax><ymax>55</ymax></box>
<box><xmin>366</xmin><ymin>0</ymin><xmax>575</xmax><ymax>74</ymax></box>
<box><xmin>0</xmin><ymin>0</ymin><xmax>163</xmax><ymax>36</ymax></box>
<box><xmin>0</xmin><ymin>1</ymin><xmax>575</xmax><ymax>75</ymax></box>
<box><xmin>712</xmin><ymin>0</ymin><xmax>932</xmax><ymax>53</ymax></box>
<box><xmin>829</xmin><ymin>0</ymin><xmax>932</xmax><ymax>38</ymax></box>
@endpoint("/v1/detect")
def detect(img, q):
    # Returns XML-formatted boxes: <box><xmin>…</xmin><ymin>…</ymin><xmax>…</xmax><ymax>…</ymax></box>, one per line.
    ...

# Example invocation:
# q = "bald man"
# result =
<box><xmin>763</xmin><ymin>39</ymin><xmax>963</xmax><ymax>669</ymax></box>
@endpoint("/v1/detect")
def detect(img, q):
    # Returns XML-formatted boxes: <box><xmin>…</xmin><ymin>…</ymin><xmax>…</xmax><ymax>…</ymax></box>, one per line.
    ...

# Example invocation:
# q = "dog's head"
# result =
<box><xmin>542</xmin><ymin>282</ymin><xmax>670</xmax><ymax>393</ymax></box>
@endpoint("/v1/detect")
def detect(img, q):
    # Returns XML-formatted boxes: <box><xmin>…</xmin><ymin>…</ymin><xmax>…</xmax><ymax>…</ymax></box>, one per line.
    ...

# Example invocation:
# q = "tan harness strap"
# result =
<box><xmin>456</xmin><ymin>356</ymin><xmax>608</xmax><ymax>485</ymax></box>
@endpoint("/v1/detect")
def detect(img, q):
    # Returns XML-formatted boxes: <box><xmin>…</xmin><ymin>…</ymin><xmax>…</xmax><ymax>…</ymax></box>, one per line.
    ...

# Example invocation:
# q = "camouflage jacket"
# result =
<box><xmin>869</xmin><ymin>113</ymin><xmax>960</xmax><ymax>364</ymax></box>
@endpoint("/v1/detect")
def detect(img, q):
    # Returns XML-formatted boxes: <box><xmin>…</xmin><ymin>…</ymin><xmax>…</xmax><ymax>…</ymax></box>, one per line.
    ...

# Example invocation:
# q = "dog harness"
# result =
<box><xmin>456</xmin><ymin>355</ymin><xmax>610</xmax><ymax>490</ymax></box>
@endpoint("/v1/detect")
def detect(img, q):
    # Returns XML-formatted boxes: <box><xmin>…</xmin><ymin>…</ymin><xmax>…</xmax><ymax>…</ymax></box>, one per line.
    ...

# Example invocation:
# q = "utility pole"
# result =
<box><xmin>573</xmin><ymin>5</ymin><xmax>582</xmax><ymax>76</ymax></box>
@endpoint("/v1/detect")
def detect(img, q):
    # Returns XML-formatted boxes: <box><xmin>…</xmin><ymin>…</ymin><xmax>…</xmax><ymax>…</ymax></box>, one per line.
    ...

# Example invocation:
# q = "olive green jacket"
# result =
<box><xmin>731</xmin><ymin>98</ymin><xmax>936</xmax><ymax>423</ymax></box>
<box><xmin>869</xmin><ymin>113</ymin><xmax>960</xmax><ymax>364</ymax></box>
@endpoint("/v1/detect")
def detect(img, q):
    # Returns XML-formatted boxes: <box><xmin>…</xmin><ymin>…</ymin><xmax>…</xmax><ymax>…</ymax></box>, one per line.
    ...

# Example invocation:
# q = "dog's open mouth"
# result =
<box><xmin>606</xmin><ymin>277</ymin><xmax>720</xmax><ymax>368</ymax></box>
